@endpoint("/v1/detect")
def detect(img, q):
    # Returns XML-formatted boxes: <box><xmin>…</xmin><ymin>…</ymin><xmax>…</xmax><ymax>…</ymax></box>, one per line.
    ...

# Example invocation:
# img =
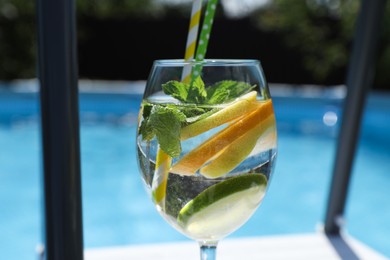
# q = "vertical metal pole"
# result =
<box><xmin>324</xmin><ymin>0</ymin><xmax>387</xmax><ymax>234</ymax></box>
<box><xmin>37</xmin><ymin>0</ymin><xmax>84</xmax><ymax>259</ymax></box>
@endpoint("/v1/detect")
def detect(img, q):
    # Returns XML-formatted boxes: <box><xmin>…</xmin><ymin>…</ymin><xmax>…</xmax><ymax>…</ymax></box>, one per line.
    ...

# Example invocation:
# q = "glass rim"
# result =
<box><xmin>153</xmin><ymin>59</ymin><xmax>261</xmax><ymax>66</ymax></box>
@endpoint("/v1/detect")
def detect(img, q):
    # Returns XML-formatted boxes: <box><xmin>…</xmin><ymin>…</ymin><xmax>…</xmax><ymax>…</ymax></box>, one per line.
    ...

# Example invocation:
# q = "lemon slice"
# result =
<box><xmin>177</xmin><ymin>174</ymin><xmax>267</xmax><ymax>239</ymax></box>
<box><xmin>180</xmin><ymin>91</ymin><xmax>258</xmax><ymax>140</ymax></box>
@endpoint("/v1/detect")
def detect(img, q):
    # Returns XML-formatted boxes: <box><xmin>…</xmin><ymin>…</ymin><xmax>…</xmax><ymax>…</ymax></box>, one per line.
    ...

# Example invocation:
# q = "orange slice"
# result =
<box><xmin>170</xmin><ymin>99</ymin><xmax>274</xmax><ymax>176</ymax></box>
<box><xmin>200</xmin><ymin>115</ymin><xmax>276</xmax><ymax>178</ymax></box>
<box><xmin>180</xmin><ymin>91</ymin><xmax>258</xmax><ymax>140</ymax></box>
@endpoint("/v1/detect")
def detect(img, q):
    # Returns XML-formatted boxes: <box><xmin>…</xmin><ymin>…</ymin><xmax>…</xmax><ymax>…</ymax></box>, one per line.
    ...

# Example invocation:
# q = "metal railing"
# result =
<box><xmin>324</xmin><ymin>0</ymin><xmax>387</xmax><ymax>234</ymax></box>
<box><xmin>37</xmin><ymin>0</ymin><xmax>83</xmax><ymax>259</ymax></box>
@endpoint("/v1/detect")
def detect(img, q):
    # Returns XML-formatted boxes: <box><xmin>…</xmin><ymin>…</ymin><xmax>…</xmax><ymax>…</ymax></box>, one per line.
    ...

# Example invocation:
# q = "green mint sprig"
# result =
<box><xmin>162</xmin><ymin>77</ymin><xmax>255</xmax><ymax>105</ymax></box>
<box><xmin>162</xmin><ymin>77</ymin><xmax>207</xmax><ymax>104</ymax></box>
<box><xmin>139</xmin><ymin>78</ymin><xmax>256</xmax><ymax>158</ymax></box>
<box><xmin>139</xmin><ymin>104</ymin><xmax>186</xmax><ymax>158</ymax></box>
<box><xmin>139</xmin><ymin>102</ymin><xmax>214</xmax><ymax>158</ymax></box>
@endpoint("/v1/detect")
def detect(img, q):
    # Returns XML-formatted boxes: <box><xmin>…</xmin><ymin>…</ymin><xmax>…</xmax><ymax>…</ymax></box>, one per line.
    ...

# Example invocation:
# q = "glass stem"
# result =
<box><xmin>199</xmin><ymin>242</ymin><xmax>218</xmax><ymax>260</ymax></box>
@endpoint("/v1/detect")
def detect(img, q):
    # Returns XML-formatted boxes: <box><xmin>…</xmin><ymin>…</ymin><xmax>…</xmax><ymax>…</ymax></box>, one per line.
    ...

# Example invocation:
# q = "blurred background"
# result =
<box><xmin>1</xmin><ymin>1</ymin><xmax>390</xmax><ymax>259</ymax></box>
<box><xmin>0</xmin><ymin>0</ymin><xmax>389</xmax><ymax>89</ymax></box>
<box><xmin>0</xmin><ymin>0</ymin><xmax>390</xmax><ymax>260</ymax></box>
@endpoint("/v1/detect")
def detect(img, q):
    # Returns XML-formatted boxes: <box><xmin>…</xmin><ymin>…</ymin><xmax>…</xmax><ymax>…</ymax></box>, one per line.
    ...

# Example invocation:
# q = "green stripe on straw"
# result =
<box><xmin>196</xmin><ymin>0</ymin><xmax>218</xmax><ymax>61</ymax></box>
<box><xmin>192</xmin><ymin>0</ymin><xmax>219</xmax><ymax>79</ymax></box>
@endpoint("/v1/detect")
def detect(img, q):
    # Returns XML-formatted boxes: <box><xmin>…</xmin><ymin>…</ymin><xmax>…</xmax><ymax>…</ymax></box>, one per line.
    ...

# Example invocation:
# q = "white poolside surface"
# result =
<box><xmin>85</xmin><ymin>232</ymin><xmax>388</xmax><ymax>260</ymax></box>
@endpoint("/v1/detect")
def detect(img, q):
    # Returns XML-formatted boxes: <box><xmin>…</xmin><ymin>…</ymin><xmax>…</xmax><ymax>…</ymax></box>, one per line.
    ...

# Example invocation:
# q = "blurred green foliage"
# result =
<box><xmin>0</xmin><ymin>0</ymin><xmax>389</xmax><ymax>88</ymax></box>
<box><xmin>252</xmin><ymin>0</ymin><xmax>390</xmax><ymax>87</ymax></box>
<box><xmin>0</xmin><ymin>0</ymin><xmax>184</xmax><ymax>80</ymax></box>
<box><xmin>0</xmin><ymin>0</ymin><xmax>35</xmax><ymax>80</ymax></box>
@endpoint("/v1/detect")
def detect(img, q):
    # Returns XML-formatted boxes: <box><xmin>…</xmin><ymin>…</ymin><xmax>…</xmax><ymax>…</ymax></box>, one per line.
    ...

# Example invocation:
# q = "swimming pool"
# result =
<box><xmin>0</xmin><ymin>82</ymin><xmax>389</xmax><ymax>259</ymax></box>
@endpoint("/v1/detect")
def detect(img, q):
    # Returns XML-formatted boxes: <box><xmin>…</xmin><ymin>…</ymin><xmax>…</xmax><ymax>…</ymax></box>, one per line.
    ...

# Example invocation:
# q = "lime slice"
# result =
<box><xmin>177</xmin><ymin>174</ymin><xmax>267</xmax><ymax>239</ymax></box>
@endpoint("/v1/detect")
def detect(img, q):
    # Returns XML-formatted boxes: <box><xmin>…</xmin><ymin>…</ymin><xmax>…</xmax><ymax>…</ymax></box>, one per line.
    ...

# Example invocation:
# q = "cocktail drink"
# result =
<box><xmin>137</xmin><ymin>59</ymin><xmax>277</xmax><ymax>259</ymax></box>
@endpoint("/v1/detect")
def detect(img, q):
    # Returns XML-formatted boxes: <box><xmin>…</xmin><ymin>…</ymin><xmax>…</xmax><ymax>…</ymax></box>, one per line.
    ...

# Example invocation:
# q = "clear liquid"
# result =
<box><xmin>137</xmin><ymin>99</ymin><xmax>277</xmax><ymax>242</ymax></box>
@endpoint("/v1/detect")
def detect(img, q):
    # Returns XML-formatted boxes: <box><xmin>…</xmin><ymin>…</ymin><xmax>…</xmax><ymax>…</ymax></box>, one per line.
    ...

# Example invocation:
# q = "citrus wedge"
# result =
<box><xmin>170</xmin><ymin>99</ymin><xmax>274</xmax><ymax>176</ymax></box>
<box><xmin>180</xmin><ymin>91</ymin><xmax>258</xmax><ymax>140</ymax></box>
<box><xmin>177</xmin><ymin>174</ymin><xmax>267</xmax><ymax>239</ymax></box>
<box><xmin>200</xmin><ymin>115</ymin><xmax>276</xmax><ymax>178</ymax></box>
<box><xmin>248</xmin><ymin>123</ymin><xmax>277</xmax><ymax>157</ymax></box>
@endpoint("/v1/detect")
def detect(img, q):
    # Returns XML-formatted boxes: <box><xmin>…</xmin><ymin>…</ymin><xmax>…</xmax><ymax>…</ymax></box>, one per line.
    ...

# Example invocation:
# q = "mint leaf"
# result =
<box><xmin>139</xmin><ymin>103</ymin><xmax>187</xmax><ymax>157</ymax></box>
<box><xmin>206</xmin><ymin>81</ymin><xmax>256</xmax><ymax>104</ymax></box>
<box><xmin>186</xmin><ymin>76</ymin><xmax>207</xmax><ymax>103</ymax></box>
<box><xmin>148</xmin><ymin>105</ymin><xmax>186</xmax><ymax>158</ymax></box>
<box><xmin>142</xmin><ymin>102</ymin><xmax>153</xmax><ymax>119</ymax></box>
<box><xmin>162</xmin><ymin>78</ymin><xmax>255</xmax><ymax>105</ymax></box>
<box><xmin>139</xmin><ymin>103</ymin><xmax>155</xmax><ymax>141</ymax></box>
<box><xmin>162</xmin><ymin>77</ymin><xmax>207</xmax><ymax>104</ymax></box>
<box><xmin>162</xmin><ymin>81</ymin><xmax>189</xmax><ymax>103</ymax></box>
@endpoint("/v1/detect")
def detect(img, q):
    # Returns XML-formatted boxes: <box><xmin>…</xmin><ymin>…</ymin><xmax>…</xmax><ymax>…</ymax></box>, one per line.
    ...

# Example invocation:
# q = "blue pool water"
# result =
<box><xmin>0</xmin><ymin>84</ymin><xmax>389</xmax><ymax>259</ymax></box>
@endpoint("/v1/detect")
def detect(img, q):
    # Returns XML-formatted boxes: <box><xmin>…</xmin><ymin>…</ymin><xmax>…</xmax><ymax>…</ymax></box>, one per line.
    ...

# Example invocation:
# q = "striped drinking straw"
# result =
<box><xmin>152</xmin><ymin>0</ymin><xmax>204</xmax><ymax>209</ymax></box>
<box><xmin>192</xmin><ymin>0</ymin><xmax>218</xmax><ymax>80</ymax></box>
<box><xmin>152</xmin><ymin>0</ymin><xmax>219</xmax><ymax>209</ymax></box>
<box><xmin>151</xmin><ymin>148</ymin><xmax>172</xmax><ymax>207</ymax></box>
<box><xmin>182</xmin><ymin>0</ymin><xmax>203</xmax><ymax>83</ymax></box>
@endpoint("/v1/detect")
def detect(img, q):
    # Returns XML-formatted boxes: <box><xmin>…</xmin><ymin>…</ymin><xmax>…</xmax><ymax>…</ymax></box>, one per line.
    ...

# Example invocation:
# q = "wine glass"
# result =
<box><xmin>136</xmin><ymin>59</ymin><xmax>277</xmax><ymax>260</ymax></box>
